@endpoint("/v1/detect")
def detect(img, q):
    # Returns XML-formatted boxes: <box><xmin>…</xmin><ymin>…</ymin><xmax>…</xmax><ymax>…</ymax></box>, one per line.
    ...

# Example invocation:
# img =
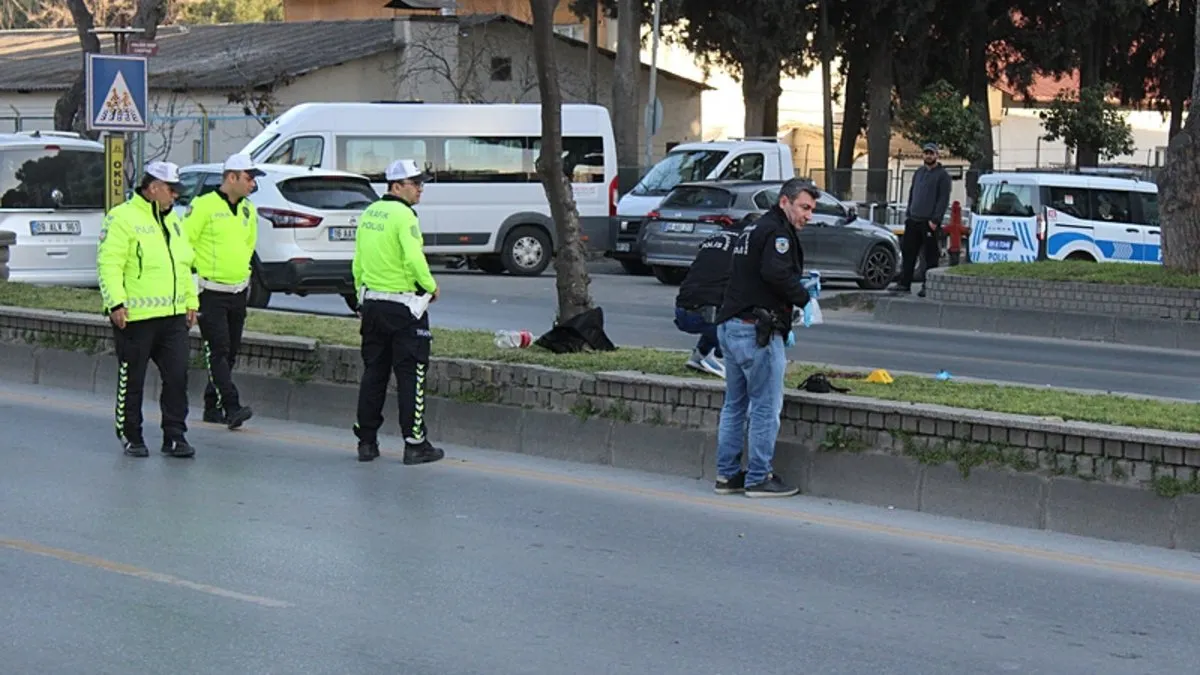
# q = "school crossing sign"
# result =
<box><xmin>85</xmin><ymin>54</ymin><xmax>149</xmax><ymax>132</ymax></box>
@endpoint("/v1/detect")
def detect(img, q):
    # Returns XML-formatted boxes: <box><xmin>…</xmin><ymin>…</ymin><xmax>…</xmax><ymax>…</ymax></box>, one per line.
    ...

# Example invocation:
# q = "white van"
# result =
<box><xmin>969</xmin><ymin>170</ymin><xmax>1160</xmax><ymax>264</ymax></box>
<box><xmin>0</xmin><ymin>131</ymin><xmax>107</xmax><ymax>287</ymax></box>
<box><xmin>610</xmin><ymin>139</ymin><xmax>796</xmax><ymax>274</ymax></box>
<box><xmin>238</xmin><ymin>102</ymin><xmax>618</xmax><ymax>276</ymax></box>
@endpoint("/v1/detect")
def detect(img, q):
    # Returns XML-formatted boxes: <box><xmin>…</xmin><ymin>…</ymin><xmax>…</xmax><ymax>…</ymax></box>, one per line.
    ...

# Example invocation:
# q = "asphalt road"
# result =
<box><xmin>267</xmin><ymin>263</ymin><xmax>1200</xmax><ymax>401</ymax></box>
<box><xmin>4</xmin><ymin>380</ymin><xmax>1200</xmax><ymax>674</ymax></box>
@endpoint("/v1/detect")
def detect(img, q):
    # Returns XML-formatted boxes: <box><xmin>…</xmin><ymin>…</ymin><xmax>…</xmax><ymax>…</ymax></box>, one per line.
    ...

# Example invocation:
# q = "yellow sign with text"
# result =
<box><xmin>104</xmin><ymin>134</ymin><xmax>126</xmax><ymax>213</ymax></box>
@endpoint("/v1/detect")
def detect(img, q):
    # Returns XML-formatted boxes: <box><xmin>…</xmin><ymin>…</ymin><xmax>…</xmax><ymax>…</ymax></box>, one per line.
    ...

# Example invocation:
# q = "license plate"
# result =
<box><xmin>663</xmin><ymin>222</ymin><xmax>694</xmax><ymax>233</ymax></box>
<box><xmin>30</xmin><ymin>220</ymin><xmax>81</xmax><ymax>236</ymax></box>
<box><xmin>616</xmin><ymin>242</ymin><xmax>631</xmax><ymax>252</ymax></box>
<box><xmin>327</xmin><ymin>227</ymin><xmax>356</xmax><ymax>241</ymax></box>
<box><xmin>986</xmin><ymin>239</ymin><xmax>1013</xmax><ymax>251</ymax></box>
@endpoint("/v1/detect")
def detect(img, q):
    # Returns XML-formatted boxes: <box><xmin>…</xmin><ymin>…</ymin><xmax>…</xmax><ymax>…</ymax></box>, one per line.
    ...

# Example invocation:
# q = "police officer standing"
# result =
<box><xmin>351</xmin><ymin>159</ymin><xmax>444</xmax><ymax>465</ymax></box>
<box><xmin>184</xmin><ymin>153</ymin><xmax>263</xmax><ymax>430</ymax></box>
<box><xmin>97</xmin><ymin>161</ymin><xmax>200</xmax><ymax>459</ymax></box>
<box><xmin>711</xmin><ymin>178</ymin><xmax>815</xmax><ymax>497</ymax></box>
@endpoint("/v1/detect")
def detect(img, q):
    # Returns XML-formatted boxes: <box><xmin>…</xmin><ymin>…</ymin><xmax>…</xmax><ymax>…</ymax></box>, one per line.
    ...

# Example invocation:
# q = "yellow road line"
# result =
<box><xmin>0</xmin><ymin>537</ymin><xmax>293</xmax><ymax>609</ymax></box>
<box><xmin>5</xmin><ymin>387</ymin><xmax>1200</xmax><ymax>585</ymax></box>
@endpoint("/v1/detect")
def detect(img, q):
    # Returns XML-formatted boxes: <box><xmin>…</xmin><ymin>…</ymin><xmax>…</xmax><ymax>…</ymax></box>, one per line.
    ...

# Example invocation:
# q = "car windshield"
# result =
<box><xmin>0</xmin><ymin>146</ymin><xmax>105</xmax><ymax>210</ymax></box>
<box><xmin>277</xmin><ymin>176</ymin><xmax>379</xmax><ymax>210</ymax></box>
<box><xmin>660</xmin><ymin>186</ymin><xmax>735</xmax><ymax>210</ymax></box>
<box><xmin>630</xmin><ymin>150</ymin><xmax>728</xmax><ymax>196</ymax></box>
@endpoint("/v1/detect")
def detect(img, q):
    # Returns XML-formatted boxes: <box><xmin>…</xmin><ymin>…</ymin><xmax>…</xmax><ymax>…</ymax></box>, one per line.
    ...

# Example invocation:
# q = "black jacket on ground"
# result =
<box><xmin>675</xmin><ymin>230</ymin><xmax>738</xmax><ymax>309</ymax></box>
<box><xmin>716</xmin><ymin>206</ymin><xmax>810</xmax><ymax>324</ymax></box>
<box><xmin>905</xmin><ymin>162</ymin><xmax>952</xmax><ymax>225</ymax></box>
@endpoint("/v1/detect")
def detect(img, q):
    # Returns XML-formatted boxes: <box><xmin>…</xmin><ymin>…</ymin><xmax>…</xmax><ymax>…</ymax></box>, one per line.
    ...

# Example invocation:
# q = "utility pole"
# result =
<box><xmin>819</xmin><ymin>0</ymin><xmax>836</xmax><ymax>195</ymax></box>
<box><xmin>642</xmin><ymin>0</ymin><xmax>661</xmax><ymax>170</ymax></box>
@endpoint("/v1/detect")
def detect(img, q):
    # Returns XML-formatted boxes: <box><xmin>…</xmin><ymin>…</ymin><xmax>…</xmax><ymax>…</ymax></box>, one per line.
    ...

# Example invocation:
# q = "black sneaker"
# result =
<box><xmin>202</xmin><ymin>409</ymin><xmax>226</xmax><ymax>424</ymax></box>
<box><xmin>123</xmin><ymin>440</ymin><xmax>149</xmax><ymax>457</ymax></box>
<box><xmin>745</xmin><ymin>473</ymin><xmax>799</xmax><ymax>498</ymax></box>
<box><xmin>225</xmin><ymin>406</ymin><xmax>253</xmax><ymax>430</ymax></box>
<box><xmin>917</xmin><ymin>284</ymin><xmax>927</xmax><ymax>298</ymax></box>
<box><xmin>162</xmin><ymin>437</ymin><xmax>196</xmax><ymax>458</ymax></box>
<box><xmin>714</xmin><ymin>470</ymin><xmax>746</xmax><ymax>495</ymax></box>
<box><xmin>357</xmin><ymin>440</ymin><xmax>380</xmax><ymax>462</ymax></box>
<box><xmin>403</xmin><ymin>442</ymin><xmax>445</xmax><ymax>466</ymax></box>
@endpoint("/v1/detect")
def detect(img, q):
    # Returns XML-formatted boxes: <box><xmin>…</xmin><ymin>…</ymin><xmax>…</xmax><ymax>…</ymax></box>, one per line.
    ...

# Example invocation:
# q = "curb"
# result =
<box><xmin>5</xmin><ymin>335</ymin><xmax>1200</xmax><ymax>553</ymax></box>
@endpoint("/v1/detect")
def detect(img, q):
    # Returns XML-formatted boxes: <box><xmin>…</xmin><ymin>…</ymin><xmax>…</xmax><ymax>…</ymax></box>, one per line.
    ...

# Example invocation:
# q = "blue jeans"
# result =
<box><xmin>715</xmin><ymin>319</ymin><xmax>786</xmax><ymax>486</ymax></box>
<box><xmin>674</xmin><ymin>307</ymin><xmax>721</xmax><ymax>357</ymax></box>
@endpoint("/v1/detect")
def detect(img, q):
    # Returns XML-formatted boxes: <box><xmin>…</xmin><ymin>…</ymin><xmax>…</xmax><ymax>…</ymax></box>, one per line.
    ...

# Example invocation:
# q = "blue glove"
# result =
<box><xmin>785</xmin><ymin>330</ymin><xmax>796</xmax><ymax>347</ymax></box>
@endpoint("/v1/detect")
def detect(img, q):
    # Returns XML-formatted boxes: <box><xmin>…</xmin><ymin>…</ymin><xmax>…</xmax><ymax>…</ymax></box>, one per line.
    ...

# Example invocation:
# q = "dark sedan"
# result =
<box><xmin>637</xmin><ymin>180</ymin><xmax>902</xmax><ymax>288</ymax></box>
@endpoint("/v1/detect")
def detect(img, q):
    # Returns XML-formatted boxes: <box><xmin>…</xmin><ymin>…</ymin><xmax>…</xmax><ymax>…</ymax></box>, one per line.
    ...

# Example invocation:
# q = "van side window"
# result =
<box><xmin>1047</xmin><ymin>186</ymin><xmax>1089</xmax><ymax>219</ymax></box>
<box><xmin>1133</xmin><ymin>192</ymin><xmax>1159</xmax><ymax>226</ymax></box>
<box><xmin>979</xmin><ymin>183</ymin><xmax>1035</xmax><ymax>217</ymax></box>
<box><xmin>264</xmin><ymin>136</ymin><xmax>324</xmax><ymax>167</ymax></box>
<box><xmin>1090</xmin><ymin>189</ymin><xmax>1132</xmax><ymax>223</ymax></box>
<box><xmin>530</xmin><ymin>136</ymin><xmax>605</xmax><ymax>183</ymax></box>
<box><xmin>441</xmin><ymin>137</ymin><xmax>530</xmax><ymax>183</ymax></box>
<box><xmin>719</xmin><ymin>153</ymin><xmax>765</xmax><ymax>181</ymax></box>
<box><xmin>338</xmin><ymin>137</ymin><xmax>428</xmax><ymax>182</ymax></box>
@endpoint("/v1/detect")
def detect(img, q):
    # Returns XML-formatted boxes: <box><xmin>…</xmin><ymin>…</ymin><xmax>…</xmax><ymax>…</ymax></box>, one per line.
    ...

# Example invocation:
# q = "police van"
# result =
<box><xmin>0</xmin><ymin>130</ymin><xmax>107</xmax><ymax>286</ymax></box>
<box><xmin>237</xmin><ymin>101</ymin><xmax>619</xmax><ymax>277</ymax></box>
<box><xmin>969</xmin><ymin>170</ymin><xmax>1160</xmax><ymax>264</ymax></box>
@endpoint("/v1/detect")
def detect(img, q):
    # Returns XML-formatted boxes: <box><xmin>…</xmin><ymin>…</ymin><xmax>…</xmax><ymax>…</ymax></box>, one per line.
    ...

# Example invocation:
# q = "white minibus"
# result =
<box><xmin>239</xmin><ymin>102</ymin><xmax>618</xmax><ymax>276</ymax></box>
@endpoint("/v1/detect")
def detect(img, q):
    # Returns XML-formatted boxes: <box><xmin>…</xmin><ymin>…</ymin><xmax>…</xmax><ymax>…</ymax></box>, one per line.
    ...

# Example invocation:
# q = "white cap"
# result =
<box><xmin>144</xmin><ymin>161</ymin><xmax>181</xmax><ymax>186</ymax></box>
<box><xmin>385</xmin><ymin>159</ymin><xmax>432</xmax><ymax>182</ymax></box>
<box><xmin>223</xmin><ymin>153</ymin><xmax>265</xmax><ymax>177</ymax></box>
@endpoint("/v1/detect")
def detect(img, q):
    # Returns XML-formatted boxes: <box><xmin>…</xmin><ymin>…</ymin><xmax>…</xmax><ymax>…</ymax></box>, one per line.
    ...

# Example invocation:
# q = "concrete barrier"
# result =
<box><xmin>4</xmin><ymin>305</ymin><xmax>1200</xmax><ymax>552</ymax></box>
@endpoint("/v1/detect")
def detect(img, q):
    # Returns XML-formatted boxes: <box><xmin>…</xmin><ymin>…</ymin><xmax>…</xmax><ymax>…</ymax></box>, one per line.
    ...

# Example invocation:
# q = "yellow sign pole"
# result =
<box><xmin>104</xmin><ymin>133</ymin><xmax>126</xmax><ymax>213</ymax></box>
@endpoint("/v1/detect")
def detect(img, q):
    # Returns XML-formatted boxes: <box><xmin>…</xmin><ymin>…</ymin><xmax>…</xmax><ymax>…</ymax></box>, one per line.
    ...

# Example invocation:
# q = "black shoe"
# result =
<box><xmin>745</xmin><ymin>473</ymin><xmax>799</xmax><ymax>498</ymax></box>
<box><xmin>403</xmin><ymin>442</ymin><xmax>445</xmax><ymax>466</ymax></box>
<box><xmin>225</xmin><ymin>406</ymin><xmax>253</xmax><ymax>430</ymax></box>
<box><xmin>357</xmin><ymin>440</ymin><xmax>380</xmax><ymax>462</ymax></box>
<box><xmin>123</xmin><ymin>440</ymin><xmax>149</xmax><ymax>457</ymax></box>
<box><xmin>162</xmin><ymin>437</ymin><xmax>195</xmax><ymax>458</ymax></box>
<box><xmin>917</xmin><ymin>284</ymin><xmax>927</xmax><ymax>298</ymax></box>
<box><xmin>202</xmin><ymin>409</ymin><xmax>226</xmax><ymax>424</ymax></box>
<box><xmin>714</xmin><ymin>470</ymin><xmax>746</xmax><ymax>495</ymax></box>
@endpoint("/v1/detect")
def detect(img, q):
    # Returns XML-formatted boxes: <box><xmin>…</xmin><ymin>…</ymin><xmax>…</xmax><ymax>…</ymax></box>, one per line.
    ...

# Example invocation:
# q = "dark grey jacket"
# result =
<box><xmin>905</xmin><ymin>163</ymin><xmax>952</xmax><ymax>225</ymax></box>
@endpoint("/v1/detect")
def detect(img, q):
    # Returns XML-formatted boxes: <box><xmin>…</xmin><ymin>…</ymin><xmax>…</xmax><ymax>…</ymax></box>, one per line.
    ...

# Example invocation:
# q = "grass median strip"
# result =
<box><xmin>943</xmin><ymin>260</ymin><xmax>1200</xmax><ymax>288</ymax></box>
<box><xmin>1</xmin><ymin>281</ymin><xmax>1197</xmax><ymax>433</ymax></box>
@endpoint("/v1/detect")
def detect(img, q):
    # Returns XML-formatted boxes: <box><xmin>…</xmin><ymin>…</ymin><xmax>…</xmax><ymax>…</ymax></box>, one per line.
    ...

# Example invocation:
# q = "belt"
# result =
<box><xmin>198</xmin><ymin>277</ymin><xmax>249</xmax><ymax>293</ymax></box>
<box><xmin>362</xmin><ymin>289</ymin><xmax>419</xmax><ymax>303</ymax></box>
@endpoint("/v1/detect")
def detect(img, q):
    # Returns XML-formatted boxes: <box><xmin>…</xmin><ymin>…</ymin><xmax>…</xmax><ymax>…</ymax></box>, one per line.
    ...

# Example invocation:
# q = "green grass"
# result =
<box><xmin>2</xmin><ymin>280</ymin><xmax>1198</xmax><ymax>433</ymax></box>
<box><xmin>944</xmin><ymin>260</ymin><xmax>1200</xmax><ymax>288</ymax></box>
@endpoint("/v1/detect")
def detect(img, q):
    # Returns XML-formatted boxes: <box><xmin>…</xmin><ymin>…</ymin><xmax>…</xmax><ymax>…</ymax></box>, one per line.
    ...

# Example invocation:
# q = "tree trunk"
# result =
<box><xmin>1074</xmin><ymin>42</ymin><xmax>1101</xmax><ymax>168</ymax></box>
<box><xmin>835</xmin><ymin>49</ymin><xmax>866</xmax><ymax>198</ymax></box>
<box><xmin>531</xmin><ymin>0</ymin><xmax>594</xmax><ymax>322</ymax></box>
<box><xmin>1158</xmin><ymin>1</ymin><xmax>1200</xmax><ymax>273</ymax></box>
<box><xmin>741</xmin><ymin>60</ymin><xmax>780</xmax><ymax>139</ymax></box>
<box><xmin>587</xmin><ymin>1</ymin><xmax>599</xmax><ymax>103</ymax></box>
<box><xmin>613</xmin><ymin>0</ymin><xmax>640</xmax><ymax>190</ymax></box>
<box><xmin>865</xmin><ymin>32</ymin><xmax>893</xmax><ymax>215</ymax></box>
<box><xmin>966</xmin><ymin>33</ymin><xmax>994</xmax><ymax>209</ymax></box>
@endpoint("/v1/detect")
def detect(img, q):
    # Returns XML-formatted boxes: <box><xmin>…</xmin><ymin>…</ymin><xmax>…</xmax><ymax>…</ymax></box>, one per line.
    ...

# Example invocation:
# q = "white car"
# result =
<box><xmin>0</xmin><ymin>130</ymin><xmax>106</xmax><ymax>287</ymax></box>
<box><xmin>176</xmin><ymin>162</ymin><xmax>379</xmax><ymax>311</ymax></box>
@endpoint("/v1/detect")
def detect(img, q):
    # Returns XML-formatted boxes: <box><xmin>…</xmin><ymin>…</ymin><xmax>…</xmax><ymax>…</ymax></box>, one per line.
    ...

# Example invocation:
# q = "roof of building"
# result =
<box><xmin>0</xmin><ymin>15</ymin><xmax>710</xmax><ymax>93</ymax></box>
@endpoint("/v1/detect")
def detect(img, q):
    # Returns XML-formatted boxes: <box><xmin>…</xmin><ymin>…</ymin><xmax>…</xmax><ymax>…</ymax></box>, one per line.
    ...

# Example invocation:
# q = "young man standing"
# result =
<box><xmin>896</xmin><ymin>142</ymin><xmax>952</xmax><ymax>296</ymax></box>
<box><xmin>184</xmin><ymin>153</ymin><xmax>263</xmax><ymax>430</ymax></box>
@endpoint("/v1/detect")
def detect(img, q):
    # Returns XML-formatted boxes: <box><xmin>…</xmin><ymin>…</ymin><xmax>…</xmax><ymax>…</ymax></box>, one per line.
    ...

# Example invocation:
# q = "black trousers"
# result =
<box><xmin>198</xmin><ymin>288</ymin><xmax>248</xmax><ymax>413</ymax></box>
<box><xmin>354</xmin><ymin>300</ymin><xmax>432</xmax><ymax>446</ymax></box>
<box><xmin>112</xmin><ymin>314</ymin><xmax>190</xmax><ymax>444</ymax></box>
<box><xmin>898</xmin><ymin>217</ymin><xmax>942</xmax><ymax>288</ymax></box>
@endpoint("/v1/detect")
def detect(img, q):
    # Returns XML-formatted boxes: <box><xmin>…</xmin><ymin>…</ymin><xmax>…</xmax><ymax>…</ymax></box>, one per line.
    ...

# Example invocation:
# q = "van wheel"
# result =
<box><xmin>1065</xmin><ymin>252</ymin><xmax>1097</xmax><ymax>262</ymax></box>
<box><xmin>247</xmin><ymin>268</ymin><xmax>271</xmax><ymax>308</ymax></box>
<box><xmin>652</xmin><ymin>265</ymin><xmax>688</xmax><ymax>286</ymax></box>
<box><xmin>501</xmin><ymin>225</ymin><xmax>552</xmax><ymax>276</ymax></box>
<box><xmin>475</xmin><ymin>255</ymin><xmax>506</xmax><ymax>275</ymax></box>
<box><xmin>857</xmin><ymin>245</ymin><xmax>896</xmax><ymax>290</ymax></box>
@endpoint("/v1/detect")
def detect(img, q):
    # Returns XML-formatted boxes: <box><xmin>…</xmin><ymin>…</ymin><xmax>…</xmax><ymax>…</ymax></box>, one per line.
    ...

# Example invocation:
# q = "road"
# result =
<box><xmin>267</xmin><ymin>264</ymin><xmax>1200</xmax><ymax>401</ymax></box>
<box><xmin>3</xmin><ymin>380</ymin><xmax>1200</xmax><ymax>674</ymax></box>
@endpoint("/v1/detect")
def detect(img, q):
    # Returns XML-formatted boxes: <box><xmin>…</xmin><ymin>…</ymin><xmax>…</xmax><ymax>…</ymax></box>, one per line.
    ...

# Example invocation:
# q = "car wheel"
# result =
<box><xmin>475</xmin><ymin>255</ymin><xmax>506</xmax><ymax>275</ymax></box>
<box><xmin>501</xmin><ymin>225</ymin><xmax>552</xmax><ymax>276</ymax></box>
<box><xmin>856</xmin><ymin>245</ymin><xmax>896</xmax><ymax>290</ymax></box>
<box><xmin>652</xmin><ymin>265</ymin><xmax>688</xmax><ymax>286</ymax></box>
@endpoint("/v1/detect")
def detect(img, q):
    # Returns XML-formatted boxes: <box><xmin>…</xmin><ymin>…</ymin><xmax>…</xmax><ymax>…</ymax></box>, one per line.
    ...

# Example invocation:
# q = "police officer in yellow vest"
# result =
<box><xmin>184</xmin><ymin>153</ymin><xmax>263</xmax><ymax>430</ymax></box>
<box><xmin>351</xmin><ymin>159</ymin><xmax>444</xmax><ymax>465</ymax></box>
<box><xmin>97</xmin><ymin>161</ymin><xmax>200</xmax><ymax>458</ymax></box>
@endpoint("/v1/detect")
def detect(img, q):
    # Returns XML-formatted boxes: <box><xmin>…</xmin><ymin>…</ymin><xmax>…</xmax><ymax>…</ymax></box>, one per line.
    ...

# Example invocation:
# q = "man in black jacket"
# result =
<box><xmin>673</xmin><ymin>223</ymin><xmax>744</xmax><ymax>379</ymax></box>
<box><xmin>712</xmin><ymin>178</ymin><xmax>815</xmax><ymax>498</ymax></box>
<box><xmin>896</xmin><ymin>142</ymin><xmax>952</xmax><ymax>295</ymax></box>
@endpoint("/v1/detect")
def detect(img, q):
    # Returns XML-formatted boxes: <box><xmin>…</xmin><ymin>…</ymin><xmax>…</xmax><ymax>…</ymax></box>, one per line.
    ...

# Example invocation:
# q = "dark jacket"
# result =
<box><xmin>905</xmin><ymin>162</ymin><xmax>952</xmax><ymax>225</ymax></box>
<box><xmin>716</xmin><ymin>206</ymin><xmax>810</xmax><ymax>324</ymax></box>
<box><xmin>675</xmin><ymin>230</ymin><xmax>738</xmax><ymax>309</ymax></box>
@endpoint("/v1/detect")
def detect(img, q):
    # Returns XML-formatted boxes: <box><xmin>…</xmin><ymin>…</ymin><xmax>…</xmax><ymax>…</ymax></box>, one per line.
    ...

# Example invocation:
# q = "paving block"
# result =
<box><xmin>806</xmin><ymin>451</ymin><xmax>922</xmax><ymax>511</ymax></box>
<box><xmin>287</xmin><ymin>380</ymin><xmax>358</xmax><ymax>431</ymax></box>
<box><xmin>0</xmin><ymin>341</ymin><xmax>37</xmax><ymax>384</ymax></box>
<box><xmin>1171</xmin><ymin>495</ymin><xmax>1200</xmax><ymax>552</ymax></box>
<box><xmin>1112</xmin><ymin>316</ymin><xmax>1182</xmax><ymax>350</ymax></box>
<box><xmin>436</xmin><ymin>399</ymin><xmax>523</xmax><ymax>453</ymax></box>
<box><xmin>518</xmin><ymin>408</ymin><xmax>613</xmax><ymax>466</ymax></box>
<box><xmin>919</xmin><ymin>465</ymin><xmax>1045</xmax><ymax>529</ymax></box>
<box><xmin>609</xmin><ymin>421</ymin><xmax>709</xmax><ymax>479</ymax></box>
<box><xmin>34</xmin><ymin>348</ymin><xmax>98</xmax><ymax>393</ymax></box>
<box><xmin>1044</xmin><ymin>477</ymin><xmax>1176</xmax><ymax>548</ymax></box>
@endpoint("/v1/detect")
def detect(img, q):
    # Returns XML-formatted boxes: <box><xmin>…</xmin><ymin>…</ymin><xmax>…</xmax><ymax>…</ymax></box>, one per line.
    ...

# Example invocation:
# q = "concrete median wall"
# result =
<box><xmin>3</xmin><ymin>305</ymin><xmax>1200</xmax><ymax>552</ymax></box>
<box><xmin>873</xmin><ymin>268</ymin><xmax>1200</xmax><ymax>350</ymax></box>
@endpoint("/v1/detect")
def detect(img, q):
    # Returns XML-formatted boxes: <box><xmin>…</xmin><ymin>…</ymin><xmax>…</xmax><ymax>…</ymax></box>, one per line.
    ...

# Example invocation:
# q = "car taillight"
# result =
<box><xmin>260</xmin><ymin>207</ymin><xmax>322</xmax><ymax>228</ymax></box>
<box><xmin>608</xmin><ymin>175</ymin><xmax>618</xmax><ymax>217</ymax></box>
<box><xmin>699</xmin><ymin>214</ymin><xmax>735</xmax><ymax>226</ymax></box>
